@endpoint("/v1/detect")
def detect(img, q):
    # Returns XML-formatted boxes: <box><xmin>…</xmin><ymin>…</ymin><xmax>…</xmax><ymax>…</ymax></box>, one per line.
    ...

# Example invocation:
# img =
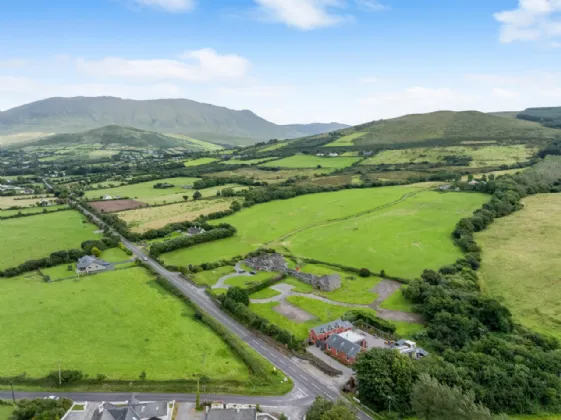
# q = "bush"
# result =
<box><xmin>359</xmin><ymin>268</ymin><xmax>370</xmax><ymax>277</ymax></box>
<box><xmin>343</xmin><ymin>310</ymin><xmax>396</xmax><ymax>334</ymax></box>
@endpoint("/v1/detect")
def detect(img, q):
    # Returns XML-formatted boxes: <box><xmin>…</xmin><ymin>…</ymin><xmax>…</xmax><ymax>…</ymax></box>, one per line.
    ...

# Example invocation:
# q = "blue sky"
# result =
<box><xmin>1</xmin><ymin>0</ymin><xmax>561</xmax><ymax>124</ymax></box>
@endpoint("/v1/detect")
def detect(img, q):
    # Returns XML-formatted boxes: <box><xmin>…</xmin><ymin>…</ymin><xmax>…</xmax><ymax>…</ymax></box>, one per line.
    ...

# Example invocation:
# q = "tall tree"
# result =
<box><xmin>354</xmin><ymin>348</ymin><xmax>416</xmax><ymax>412</ymax></box>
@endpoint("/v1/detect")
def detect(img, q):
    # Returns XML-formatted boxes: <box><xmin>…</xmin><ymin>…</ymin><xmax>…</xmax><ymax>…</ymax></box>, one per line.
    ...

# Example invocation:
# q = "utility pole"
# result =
<box><xmin>10</xmin><ymin>383</ymin><xmax>15</xmax><ymax>404</ymax></box>
<box><xmin>58</xmin><ymin>361</ymin><xmax>62</xmax><ymax>385</ymax></box>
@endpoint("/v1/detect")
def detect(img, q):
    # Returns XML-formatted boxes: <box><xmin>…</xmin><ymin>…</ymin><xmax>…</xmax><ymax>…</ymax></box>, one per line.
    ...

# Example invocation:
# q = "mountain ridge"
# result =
<box><xmin>0</xmin><ymin>96</ymin><xmax>349</xmax><ymax>146</ymax></box>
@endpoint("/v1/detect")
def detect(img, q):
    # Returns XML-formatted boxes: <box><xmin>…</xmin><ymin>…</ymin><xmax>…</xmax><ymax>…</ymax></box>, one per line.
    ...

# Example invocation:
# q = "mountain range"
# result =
<box><xmin>0</xmin><ymin>96</ymin><xmax>348</xmax><ymax>147</ymax></box>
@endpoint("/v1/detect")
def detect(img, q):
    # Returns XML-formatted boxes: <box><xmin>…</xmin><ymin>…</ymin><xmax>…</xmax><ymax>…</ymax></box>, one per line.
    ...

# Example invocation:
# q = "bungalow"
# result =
<box><xmin>90</xmin><ymin>398</ymin><xmax>169</xmax><ymax>420</ymax></box>
<box><xmin>324</xmin><ymin>333</ymin><xmax>364</xmax><ymax>365</ymax></box>
<box><xmin>309</xmin><ymin>319</ymin><xmax>353</xmax><ymax>344</ymax></box>
<box><xmin>76</xmin><ymin>256</ymin><xmax>112</xmax><ymax>274</ymax></box>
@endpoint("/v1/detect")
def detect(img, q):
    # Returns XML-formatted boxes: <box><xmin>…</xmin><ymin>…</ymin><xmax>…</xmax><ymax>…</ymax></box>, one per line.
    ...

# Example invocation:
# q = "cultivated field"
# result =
<box><xmin>361</xmin><ymin>145</ymin><xmax>537</xmax><ymax>168</ymax></box>
<box><xmin>477</xmin><ymin>194</ymin><xmax>561</xmax><ymax>340</ymax></box>
<box><xmin>160</xmin><ymin>185</ymin><xmax>487</xmax><ymax>278</ymax></box>
<box><xmin>84</xmin><ymin>177</ymin><xmax>200</xmax><ymax>204</ymax></box>
<box><xmin>119</xmin><ymin>197</ymin><xmax>236</xmax><ymax>232</ymax></box>
<box><xmin>90</xmin><ymin>199</ymin><xmax>147</xmax><ymax>212</ymax></box>
<box><xmin>259</xmin><ymin>154</ymin><xmax>361</xmax><ymax>169</ymax></box>
<box><xmin>0</xmin><ymin>267</ymin><xmax>249</xmax><ymax>380</ymax></box>
<box><xmin>0</xmin><ymin>211</ymin><xmax>101</xmax><ymax>270</ymax></box>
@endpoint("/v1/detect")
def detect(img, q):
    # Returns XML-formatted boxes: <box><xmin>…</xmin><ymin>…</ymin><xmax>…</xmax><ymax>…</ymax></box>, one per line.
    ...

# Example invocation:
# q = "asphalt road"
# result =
<box><xmin>53</xmin><ymin>202</ymin><xmax>373</xmax><ymax>419</ymax></box>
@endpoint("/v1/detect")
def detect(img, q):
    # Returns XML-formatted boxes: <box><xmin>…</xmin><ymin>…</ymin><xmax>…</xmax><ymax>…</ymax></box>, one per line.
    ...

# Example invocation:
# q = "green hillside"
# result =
<box><xmin>17</xmin><ymin>125</ymin><xmax>218</xmax><ymax>151</ymax></box>
<box><xmin>284</xmin><ymin>110</ymin><xmax>561</xmax><ymax>150</ymax></box>
<box><xmin>0</xmin><ymin>96</ymin><xmax>348</xmax><ymax>146</ymax></box>
<box><xmin>517</xmin><ymin>107</ymin><xmax>561</xmax><ymax>129</ymax></box>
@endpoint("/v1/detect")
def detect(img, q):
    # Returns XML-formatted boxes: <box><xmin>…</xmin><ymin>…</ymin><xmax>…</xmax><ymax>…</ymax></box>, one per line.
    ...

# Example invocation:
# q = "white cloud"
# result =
<box><xmin>492</xmin><ymin>87</ymin><xmax>520</xmax><ymax>98</ymax></box>
<box><xmin>133</xmin><ymin>0</ymin><xmax>195</xmax><ymax>12</ymax></box>
<box><xmin>254</xmin><ymin>0</ymin><xmax>346</xmax><ymax>30</ymax></box>
<box><xmin>76</xmin><ymin>49</ymin><xmax>250</xmax><ymax>82</ymax></box>
<box><xmin>494</xmin><ymin>0</ymin><xmax>561</xmax><ymax>43</ymax></box>
<box><xmin>356</xmin><ymin>0</ymin><xmax>389</xmax><ymax>11</ymax></box>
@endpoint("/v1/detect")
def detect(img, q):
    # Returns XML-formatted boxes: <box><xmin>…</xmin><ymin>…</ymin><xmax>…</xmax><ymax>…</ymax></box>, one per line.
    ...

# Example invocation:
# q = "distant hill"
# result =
<box><xmin>517</xmin><ymin>107</ymin><xmax>561</xmax><ymax>129</ymax></box>
<box><xmin>488</xmin><ymin>111</ymin><xmax>520</xmax><ymax>119</ymax></box>
<box><xmin>0</xmin><ymin>96</ymin><xmax>348</xmax><ymax>146</ymax></box>
<box><xmin>18</xmin><ymin>125</ymin><xmax>221</xmax><ymax>151</ymax></box>
<box><xmin>285</xmin><ymin>110</ymin><xmax>561</xmax><ymax>149</ymax></box>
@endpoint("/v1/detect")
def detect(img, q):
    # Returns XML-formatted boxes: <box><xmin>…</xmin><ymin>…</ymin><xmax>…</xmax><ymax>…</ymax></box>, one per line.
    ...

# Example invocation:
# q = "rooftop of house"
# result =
<box><xmin>91</xmin><ymin>399</ymin><xmax>167</xmax><ymax>420</ymax></box>
<box><xmin>338</xmin><ymin>330</ymin><xmax>365</xmax><ymax>344</ymax></box>
<box><xmin>188</xmin><ymin>227</ymin><xmax>205</xmax><ymax>234</ymax></box>
<box><xmin>205</xmin><ymin>408</ymin><xmax>256</xmax><ymax>420</ymax></box>
<box><xmin>326</xmin><ymin>333</ymin><xmax>362</xmax><ymax>358</ymax></box>
<box><xmin>311</xmin><ymin>319</ymin><xmax>353</xmax><ymax>335</ymax></box>
<box><xmin>77</xmin><ymin>256</ymin><xmax>111</xmax><ymax>270</ymax></box>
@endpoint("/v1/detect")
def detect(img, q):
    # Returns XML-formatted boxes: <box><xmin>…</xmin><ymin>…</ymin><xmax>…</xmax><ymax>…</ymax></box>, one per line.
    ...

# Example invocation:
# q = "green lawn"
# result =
<box><xmin>184</xmin><ymin>157</ymin><xmax>219</xmax><ymax>167</ymax></box>
<box><xmin>325</xmin><ymin>132</ymin><xmax>367</xmax><ymax>146</ymax></box>
<box><xmin>380</xmin><ymin>288</ymin><xmax>414</xmax><ymax>312</ymax></box>
<box><xmin>286</xmin><ymin>190</ymin><xmax>488</xmax><ymax>279</ymax></box>
<box><xmin>250</xmin><ymin>288</ymin><xmax>282</xmax><ymax>299</ymax></box>
<box><xmin>0</xmin><ymin>205</ymin><xmax>68</xmax><ymax>217</ymax></box>
<box><xmin>40</xmin><ymin>263</ymin><xmax>76</xmax><ymax>280</ymax></box>
<box><xmin>84</xmin><ymin>177</ymin><xmax>200</xmax><ymax>204</ymax></box>
<box><xmin>0</xmin><ymin>268</ymin><xmax>249</xmax><ymax>380</ymax></box>
<box><xmin>477</xmin><ymin>194</ymin><xmax>561</xmax><ymax>340</ymax></box>
<box><xmin>259</xmin><ymin>154</ymin><xmax>361</xmax><ymax>169</ymax></box>
<box><xmin>0</xmin><ymin>211</ymin><xmax>101</xmax><ymax>270</ymax></box>
<box><xmin>225</xmin><ymin>271</ymin><xmax>276</xmax><ymax>288</ymax></box>
<box><xmin>100</xmin><ymin>247</ymin><xmax>132</xmax><ymax>263</ymax></box>
<box><xmin>189</xmin><ymin>266</ymin><xmax>235</xmax><ymax>287</ymax></box>
<box><xmin>393</xmin><ymin>321</ymin><xmax>425</xmax><ymax>337</ymax></box>
<box><xmin>161</xmin><ymin>186</ymin><xmax>420</xmax><ymax>267</ymax></box>
<box><xmin>0</xmin><ymin>405</ymin><xmax>14</xmax><ymax>420</ymax></box>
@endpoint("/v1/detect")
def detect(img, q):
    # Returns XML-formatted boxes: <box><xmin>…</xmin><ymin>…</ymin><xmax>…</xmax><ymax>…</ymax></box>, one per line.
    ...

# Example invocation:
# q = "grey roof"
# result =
<box><xmin>77</xmin><ymin>256</ymin><xmax>111</xmax><ymax>270</ymax></box>
<box><xmin>205</xmin><ymin>409</ymin><xmax>256</xmax><ymax>420</ymax></box>
<box><xmin>326</xmin><ymin>334</ymin><xmax>362</xmax><ymax>358</ymax></box>
<box><xmin>188</xmin><ymin>227</ymin><xmax>205</xmax><ymax>235</ymax></box>
<box><xmin>310</xmin><ymin>319</ymin><xmax>352</xmax><ymax>335</ymax></box>
<box><xmin>92</xmin><ymin>401</ymin><xmax>167</xmax><ymax>420</ymax></box>
<box><xmin>319</xmin><ymin>274</ymin><xmax>340</xmax><ymax>285</ymax></box>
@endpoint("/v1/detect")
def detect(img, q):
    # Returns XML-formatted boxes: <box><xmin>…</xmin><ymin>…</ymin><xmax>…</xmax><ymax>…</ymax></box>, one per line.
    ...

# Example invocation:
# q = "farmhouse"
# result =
<box><xmin>309</xmin><ymin>319</ymin><xmax>353</xmax><ymax>344</ymax></box>
<box><xmin>313</xmin><ymin>274</ymin><xmax>341</xmax><ymax>291</ymax></box>
<box><xmin>323</xmin><ymin>333</ymin><xmax>364</xmax><ymax>365</ymax></box>
<box><xmin>89</xmin><ymin>398</ymin><xmax>169</xmax><ymax>420</ymax></box>
<box><xmin>76</xmin><ymin>256</ymin><xmax>112</xmax><ymax>274</ymax></box>
<box><xmin>245</xmin><ymin>253</ymin><xmax>288</xmax><ymax>272</ymax></box>
<box><xmin>188</xmin><ymin>226</ymin><xmax>206</xmax><ymax>235</ymax></box>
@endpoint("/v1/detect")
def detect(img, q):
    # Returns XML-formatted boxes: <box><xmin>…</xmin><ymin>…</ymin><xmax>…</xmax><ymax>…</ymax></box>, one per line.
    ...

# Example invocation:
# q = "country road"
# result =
<box><xmin>70</xmin><ymin>201</ymin><xmax>374</xmax><ymax>420</ymax></box>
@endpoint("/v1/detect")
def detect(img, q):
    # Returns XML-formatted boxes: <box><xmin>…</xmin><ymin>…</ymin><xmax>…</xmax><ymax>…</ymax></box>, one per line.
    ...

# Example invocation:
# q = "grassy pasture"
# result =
<box><xmin>221</xmin><ymin>157</ymin><xmax>279</xmax><ymax>165</ymax></box>
<box><xmin>259</xmin><ymin>154</ymin><xmax>361</xmax><ymax>169</ymax></box>
<box><xmin>0</xmin><ymin>196</ymin><xmax>56</xmax><ymax>209</ymax></box>
<box><xmin>257</xmin><ymin>142</ymin><xmax>291</xmax><ymax>153</ymax></box>
<box><xmin>119</xmin><ymin>197</ymin><xmax>236</xmax><ymax>232</ymax></box>
<box><xmin>84</xmin><ymin>177</ymin><xmax>200</xmax><ymax>204</ymax></box>
<box><xmin>189</xmin><ymin>266</ymin><xmax>236</xmax><ymax>287</ymax></box>
<box><xmin>0</xmin><ymin>268</ymin><xmax>249</xmax><ymax>380</ymax></box>
<box><xmin>160</xmin><ymin>185</ymin><xmax>421</xmax><ymax>267</ymax></box>
<box><xmin>0</xmin><ymin>204</ymin><xmax>67</xmax><ymax>217</ymax></box>
<box><xmin>477</xmin><ymin>194</ymin><xmax>561</xmax><ymax>340</ymax></box>
<box><xmin>361</xmin><ymin>145</ymin><xmax>536</xmax><ymax>168</ymax></box>
<box><xmin>286</xmin><ymin>190</ymin><xmax>488</xmax><ymax>279</ymax></box>
<box><xmin>0</xmin><ymin>405</ymin><xmax>13</xmax><ymax>420</ymax></box>
<box><xmin>184</xmin><ymin>157</ymin><xmax>219</xmax><ymax>166</ymax></box>
<box><xmin>325</xmin><ymin>132</ymin><xmax>367</xmax><ymax>146</ymax></box>
<box><xmin>0</xmin><ymin>211</ymin><xmax>101</xmax><ymax>270</ymax></box>
<box><xmin>208</xmin><ymin>167</ymin><xmax>333</xmax><ymax>183</ymax></box>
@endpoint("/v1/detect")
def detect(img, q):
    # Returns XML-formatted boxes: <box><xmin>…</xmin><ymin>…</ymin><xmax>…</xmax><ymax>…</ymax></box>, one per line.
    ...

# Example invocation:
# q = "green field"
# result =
<box><xmin>189</xmin><ymin>266</ymin><xmax>236</xmax><ymax>287</ymax></box>
<box><xmin>161</xmin><ymin>186</ymin><xmax>487</xmax><ymax>279</ymax></box>
<box><xmin>286</xmin><ymin>190</ymin><xmax>488</xmax><ymax>279</ymax></box>
<box><xmin>0</xmin><ymin>405</ymin><xmax>13</xmax><ymax>420</ymax></box>
<box><xmin>0</xmin><ymin>211</ymin><xmax>101</xmax><ymax>270</ymax></box>
<box><xmin>221</xmin><ymin>157</ymin><xmax>278</xmax><ymax>165</ymax></box>
<box><xmin>477</xmin><ymin>194</ymin><xmax>561</xmax><ymax>340</ymax></box>
<box><xmin>257</xmin><ymin>142</ymin><xmax>291</xmax><ymax>153</ymax></box>
<box><xmin>164</xmin><ymin>133</ymin><xmax>223</xmax><ymax>151</ymax></box>
<box><xmin>0</xmin><ymin>204</ymin><xmax>68</xmax><ymax>217</ymax></box>
<box><xmin>208</xmin><ymin>167</ymin><xmax>333</xmax><ymax>183</ymax></box>
<box><xmin>361</xmin><ymin>145</ymin><xmax>537</xmax><ymax>168</ymax></box>
<box><xmin>184</xmin><ymin>157</ymin><xmax>219</xmax><ymax>167</ymax></box>
<box><xmin>380</xmin><ymin>289</ymin><xmax>414</xmax><ymax>312</ymax></box>
<box><xmin>0</xmin><ymin>268</ymin><xmax>249</xmax><ymax>380</ymax></box>
<box><xmin>85</xmin><ymin>177</ymin><xmax>200</xmax><ymax>204</ymax></box>
<box><xmin>259</xmin><ymin>154</ymin><xmax>361</xmax><ymax>169</ymax></box>
<box><xmin>325</xmin><ymin>132</ymin><xmax>367</xmax><ymax>146</ymax></box>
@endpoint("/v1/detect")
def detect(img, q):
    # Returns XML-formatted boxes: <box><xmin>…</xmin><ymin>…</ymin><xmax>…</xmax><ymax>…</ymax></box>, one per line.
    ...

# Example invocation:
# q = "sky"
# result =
<box><xmin>1</xmin><ymin>0</ymin><xmax>561</xmax><ymax>125</ymax></box>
